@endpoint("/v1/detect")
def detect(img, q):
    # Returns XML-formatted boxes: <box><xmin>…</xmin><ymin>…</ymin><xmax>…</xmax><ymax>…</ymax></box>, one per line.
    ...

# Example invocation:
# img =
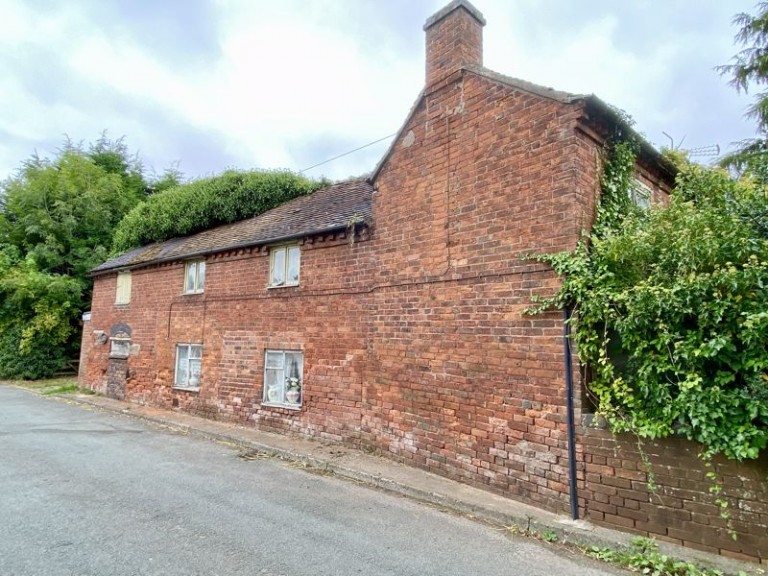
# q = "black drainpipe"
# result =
<box><xmin>563</xmin><ymin>305</ymin><xmax>579</xmax><ymax>520</ymax></box>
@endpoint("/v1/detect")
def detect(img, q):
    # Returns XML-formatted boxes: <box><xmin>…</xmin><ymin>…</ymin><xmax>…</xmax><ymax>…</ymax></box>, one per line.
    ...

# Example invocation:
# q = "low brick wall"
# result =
<box><xmin>581</xmin><ymin>426</ymin><xmax>768</xmax><ymax>564</ymax></box>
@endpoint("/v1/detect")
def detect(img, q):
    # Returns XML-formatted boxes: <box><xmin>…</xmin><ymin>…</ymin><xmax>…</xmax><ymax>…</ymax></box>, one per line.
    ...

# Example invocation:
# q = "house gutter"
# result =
<box><xmin>563</xmin><ymin>305</ymin><xmax>579</xmax><ymax>520</ymax></box>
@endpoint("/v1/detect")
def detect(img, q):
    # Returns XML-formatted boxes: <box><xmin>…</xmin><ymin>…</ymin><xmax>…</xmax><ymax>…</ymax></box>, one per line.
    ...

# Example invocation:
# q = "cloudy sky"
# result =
<box><xmin>0</xmin><ymin>0</ymin><xmax>759</xmax><ymax>183</ymax></box>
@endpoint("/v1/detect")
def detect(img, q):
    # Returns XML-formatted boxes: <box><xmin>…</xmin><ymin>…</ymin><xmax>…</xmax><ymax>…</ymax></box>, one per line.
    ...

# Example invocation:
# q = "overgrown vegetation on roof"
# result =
<box><xmin>111</xmin><ymin>170</ymin><xmax>324</xmax><ymax>253</ymax></box>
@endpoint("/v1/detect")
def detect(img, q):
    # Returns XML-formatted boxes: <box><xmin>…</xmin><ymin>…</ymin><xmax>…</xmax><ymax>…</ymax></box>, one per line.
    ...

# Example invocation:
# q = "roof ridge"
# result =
<box><xmin>462</xmin><ymin>63</ymin><xmax>587</xmax><ymax>103</ymax></box>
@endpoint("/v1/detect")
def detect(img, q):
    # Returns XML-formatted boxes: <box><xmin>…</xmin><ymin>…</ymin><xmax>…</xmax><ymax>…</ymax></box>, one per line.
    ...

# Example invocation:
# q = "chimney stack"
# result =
<box><xmin>424</xmin><ymin>0</ymin><xmax>486</xmax><ymax>87</ymax></box>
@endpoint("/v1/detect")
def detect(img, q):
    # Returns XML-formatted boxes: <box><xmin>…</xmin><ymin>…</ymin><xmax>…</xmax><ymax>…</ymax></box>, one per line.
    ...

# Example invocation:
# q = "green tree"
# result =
<box><xmin>718</xmin><ymin>2</ymin><xmax>768</xmax><ymax>179</ymax></box>
<box><xmin>0</xmin><ymin>136</ymin><xmax>149</xmax><ymax>378</ymax></box>
<box><xmin>1</xmin><ymin>138</ymin><xmax>147</xmax><ymax>276</ymax></box>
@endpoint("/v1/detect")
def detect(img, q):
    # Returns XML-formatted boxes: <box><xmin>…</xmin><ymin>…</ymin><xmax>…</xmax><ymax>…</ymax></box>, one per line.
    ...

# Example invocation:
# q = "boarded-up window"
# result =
<box><xmin>115</xmin><ymin>271</ymin><xmax>132</xmax><ymax>305</ymax></box>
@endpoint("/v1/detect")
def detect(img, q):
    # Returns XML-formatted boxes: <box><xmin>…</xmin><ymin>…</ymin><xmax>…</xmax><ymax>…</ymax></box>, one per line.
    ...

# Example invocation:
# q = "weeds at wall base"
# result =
<box><xmin>502</xmin><ymin>522</ymin><xmax>754</xmax><ymax>576</ymax></box>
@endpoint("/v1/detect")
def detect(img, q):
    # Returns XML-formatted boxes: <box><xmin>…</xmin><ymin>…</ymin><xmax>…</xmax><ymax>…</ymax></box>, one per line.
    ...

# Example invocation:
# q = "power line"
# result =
<box><xmin>299</xmin><ymin>132</ymin><xmax>397</xmax><ymax>173</ymax></box>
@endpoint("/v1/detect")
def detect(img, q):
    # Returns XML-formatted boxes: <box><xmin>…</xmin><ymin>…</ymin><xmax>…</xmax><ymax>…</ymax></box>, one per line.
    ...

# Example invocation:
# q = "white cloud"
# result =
<box><xmin>0</xmin><ymin>0</ymin><xmax>759</xmax><ymax>181</ymax></box>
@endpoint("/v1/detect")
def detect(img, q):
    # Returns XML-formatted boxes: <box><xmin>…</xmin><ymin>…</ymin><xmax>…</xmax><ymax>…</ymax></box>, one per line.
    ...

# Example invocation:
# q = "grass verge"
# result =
<box><xmin>3</xmin><ymin>377</ymin><xmax>95</xmax><ymax>396</ymax></box>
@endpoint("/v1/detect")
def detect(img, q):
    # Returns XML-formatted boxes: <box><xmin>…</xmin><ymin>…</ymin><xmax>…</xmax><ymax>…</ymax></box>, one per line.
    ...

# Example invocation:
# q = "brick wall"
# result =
<box><xmin>581</xmin><ymin>427</ymin><xmax>768</xmax><ymax>564</ymax></box>
<box><xmin>84</xmin><ymin>233</ymin><xmax>370</xmax><ymax>438</ymax></box>
<box><xmin>360</xmin><ymin>69</ymin><xmax>594</xmax><ymax>512</ymax></box>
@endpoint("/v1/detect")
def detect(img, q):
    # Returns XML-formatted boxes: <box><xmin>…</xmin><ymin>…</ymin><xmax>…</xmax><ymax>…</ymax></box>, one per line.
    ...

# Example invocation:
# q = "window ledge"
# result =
<box><xmin>262</xmin><ymin>402</ymin><xmax>302</xmax><ymax>411</ymax></box>
<box><xmin>267</xmin><ymin>283</ymin><xmax>299</xmax><ymax>290</ymax></box>
<box><xmin>182</xmin><ymin>291</ymin><xmax>204</xmax><ymax>296</ymax></box>
<box><xmin>173</xmin><ymin>386</ymin><xmax>200</xmax><ymax>393</ymax></box>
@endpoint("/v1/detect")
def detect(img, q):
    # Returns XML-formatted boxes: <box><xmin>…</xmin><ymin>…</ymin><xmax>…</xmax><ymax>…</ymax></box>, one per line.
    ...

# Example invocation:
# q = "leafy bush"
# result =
<box><xmin>112</xmin><ymin>170</ymin><xmax>324</xmax><ymax>252</ymax></box>
<box><xmin>532</xmin><ymin>143</ymin><xmax>768</xmax><ymax>461</ymax></box>
<box><xmin>0</xmin><ymin>255</ymin><xmax>83</xmax><ymax>379</ymax></box>
<box><xmin>0</xmin><ymin>326</ymin><xmax>69</xmax><ymax>380</ymax></box>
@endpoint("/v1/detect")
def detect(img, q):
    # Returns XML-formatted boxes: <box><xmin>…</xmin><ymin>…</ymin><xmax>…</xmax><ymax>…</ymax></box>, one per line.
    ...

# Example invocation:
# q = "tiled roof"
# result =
<box><xmin>93</xmin><ymin>178</ymin><xmax>373</xmax><ymax>275</ymax></box>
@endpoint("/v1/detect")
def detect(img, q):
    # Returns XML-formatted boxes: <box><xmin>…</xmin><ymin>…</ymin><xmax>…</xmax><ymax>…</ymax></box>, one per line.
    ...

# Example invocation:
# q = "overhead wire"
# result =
<box><xmin>299</xmin><ymin>132</ymin><xmax>397</xmax><ymax>173</ymax></box>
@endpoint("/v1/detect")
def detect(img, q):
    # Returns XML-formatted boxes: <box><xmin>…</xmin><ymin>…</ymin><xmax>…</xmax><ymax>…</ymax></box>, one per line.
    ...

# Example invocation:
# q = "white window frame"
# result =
<box><xmin>263</xmin><ymin>350</ymin><xmax>303</xmax><ymax>408</ymax></box>
<box><xmin>174</xmin><ymin>343</ymin><xmax>203</xmax><ymax>390</ymax></box>
<box><xmin>184</xmin><ymin>260</ymin><xmax>205</xmax><ymax>294</ymax></box>
<box><xmin>115</xmin><ymin>271</ymin><xmax>132</xmax><ymax>305</ymax></box>
<box><xmin>268</xmin><ymin>245</ymin><xmax>300</xmax><ymax>287</ymax></box>
<box><xmin>630</xmin><ymin>177</ymin><xmax>652</xmax><ymax>210</ymax></box>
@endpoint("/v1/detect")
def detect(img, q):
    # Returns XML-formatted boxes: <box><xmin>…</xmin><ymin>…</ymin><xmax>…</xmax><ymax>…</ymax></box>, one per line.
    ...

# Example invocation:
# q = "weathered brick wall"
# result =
<box><xmin>364</xmin><ymin>70</ymin><xmax>594</xmax><ymax>513</ymax></box>
<box><xmin>581</xmin><ymin>427</ymin><xmax>768</xmax><ymax>564</ymax></box>
<box><xmin>84</xmin><ymin>233</ymin><xmax>371</xmax><ymax>441</ymax></box>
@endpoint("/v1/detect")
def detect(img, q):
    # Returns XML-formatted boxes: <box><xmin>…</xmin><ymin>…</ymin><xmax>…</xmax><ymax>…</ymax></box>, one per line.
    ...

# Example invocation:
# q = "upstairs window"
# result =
<box><xmin>174</xmin><ymin>344</ymin><xmax>202</xmax><ymax>390</ymax></box>
<box><xmin>630</xmin><ymin>177</ymin><xmax>652</xmax><ymax>210</ymax></box>
<box><xmin>263</xmin><ymin>350</ymin><xmax>303</xmax><ymax>407</ymax></box>
<box><xmin>269</xmin><ymin>245</ymin><xmax>300</xmax><ymax>287</ymax></box>
<box><xmin>115</xmin><ymin>271</ymin><xmax>132</xmax><ymax>305</ymax></box>
<box><xmin>184</xmin><ymin>260</ymin><xmax>205</xmax><ymax>294</ymax></box>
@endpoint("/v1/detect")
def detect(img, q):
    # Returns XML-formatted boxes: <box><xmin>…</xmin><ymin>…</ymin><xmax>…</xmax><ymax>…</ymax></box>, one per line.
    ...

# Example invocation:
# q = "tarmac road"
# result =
<box><xmin>0</xmin><ymin>386</ymin><xmax>624</xmax><ymax>576</ymax></box>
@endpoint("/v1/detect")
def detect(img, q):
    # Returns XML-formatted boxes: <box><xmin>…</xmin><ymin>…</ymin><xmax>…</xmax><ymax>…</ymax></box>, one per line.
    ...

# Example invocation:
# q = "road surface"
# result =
<box><xmin>0</xmin><ymin>386</ymin><xmax>622</xmax><ymax>576</ymax></box>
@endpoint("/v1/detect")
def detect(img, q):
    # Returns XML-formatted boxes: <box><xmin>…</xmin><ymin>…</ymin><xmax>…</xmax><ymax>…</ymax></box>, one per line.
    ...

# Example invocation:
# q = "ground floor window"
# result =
<box><xmin>263</xmin><ymin>350</ymin><xmax>303</xmax><ymax>407</ymax></box>
<box><xmin>175</xmin><ymin>344</ymin><xmax>202</xmax><ymax>390</ymax></box>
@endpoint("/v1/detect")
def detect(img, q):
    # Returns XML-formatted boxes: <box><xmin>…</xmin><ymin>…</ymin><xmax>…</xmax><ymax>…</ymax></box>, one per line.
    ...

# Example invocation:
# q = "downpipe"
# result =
<box><xmin>563</xmin><ymin>305</ymin><xmax>579</xmax><ymax>520</ymax></box>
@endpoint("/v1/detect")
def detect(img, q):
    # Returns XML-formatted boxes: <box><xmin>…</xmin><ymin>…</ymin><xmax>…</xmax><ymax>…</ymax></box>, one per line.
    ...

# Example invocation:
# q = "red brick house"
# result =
<box><xmin>80</xmin><ymin>1</ymin><xmax>767</xmax><ymax>562</ymax></box>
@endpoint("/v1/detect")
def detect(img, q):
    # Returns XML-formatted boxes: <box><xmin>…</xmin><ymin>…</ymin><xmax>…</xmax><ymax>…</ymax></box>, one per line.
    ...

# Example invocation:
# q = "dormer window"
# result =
<box><xmin>269</xmin><ymin>245</ymin><xmax>300</xmax><ymax>287</ymax></box>
<box><xmin>184</xmin><ymin>260</ymin><xmax>205</xmax><ymax>294</ymax></box>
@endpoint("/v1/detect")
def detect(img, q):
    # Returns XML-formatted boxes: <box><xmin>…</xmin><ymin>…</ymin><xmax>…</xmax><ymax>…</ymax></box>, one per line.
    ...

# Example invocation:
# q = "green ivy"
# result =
<box><xmin>531</xmin><ymin>140</ymin><xmax>768</xmax><ymax>462</ymax></box>
<box><xmin>112</xmin><ymin>170</ymin><xmax>325</xmax><ymax>253</ymax></box>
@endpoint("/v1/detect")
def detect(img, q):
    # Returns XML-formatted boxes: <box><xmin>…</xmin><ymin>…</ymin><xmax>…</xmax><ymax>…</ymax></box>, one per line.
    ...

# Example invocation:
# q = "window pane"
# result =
<box><xmin>264</xmin><ymin>368</ymin><xmax>285</xmax><ymax>403</ymax></box>
<box><xmin>190</xmin><ymin>345</ymin><xmax>203</xmax><ymax>359</ymax></box>
<box><xmin>186</xmin><ymin>263</ymin><xmax>196</xmax><ymax>293</ymax></box>
<box><xmin>197</xmin><ymin>261</ymin><xmax>205</xmax><ymax>291</ymax></box>
<box><xmin>188</xmin><ymin>359</ymin><xmax>201</xmax><ymax>386</ymax></box>
<box><xmin>630</xmin><ymin>178</ymin><xmax>651</xmax><ymax>209</ymax></box>
<box><xmin>175</xmin><ymin>345</ymin><xmax>189</xmax><ymax>386</ymax></box>
<box><xmin>285</xmin><ymin>352</ymin><xmax>303</xmax><ymax>380</ymax></box>
<box><xmin>265</xmin><ymin>351</ymin><xmax>283</xmax><ymax>369</ymax></box>
<box><xmin>287</xmin><ymin>246</ymin><xmax>300</xmax><ymax>284</ymax></box>
<box><xmin>176</xmin><ymin>365</ymin><xmax>188</xmax><ymax>386</ymax></box>
<box><xmin>271</xmin><ymin>248</ymin><xmax>286</xmax><ymax>286</ymax></box>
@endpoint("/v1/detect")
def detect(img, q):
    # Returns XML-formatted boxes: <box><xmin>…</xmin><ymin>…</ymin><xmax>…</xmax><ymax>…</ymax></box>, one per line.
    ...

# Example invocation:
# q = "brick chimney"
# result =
<box><xmin>424</xmin><ymin>0</ymin><xmax>486</xmax><ymax>87</ymax></box>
